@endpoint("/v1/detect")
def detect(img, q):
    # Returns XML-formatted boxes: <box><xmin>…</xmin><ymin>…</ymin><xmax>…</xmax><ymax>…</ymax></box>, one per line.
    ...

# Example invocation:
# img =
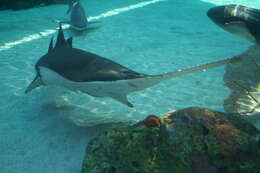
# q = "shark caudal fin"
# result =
<box><xmin>156</xmin><ymin>56</ymin><xmax>241</xmax><ymax>80</ymax></box>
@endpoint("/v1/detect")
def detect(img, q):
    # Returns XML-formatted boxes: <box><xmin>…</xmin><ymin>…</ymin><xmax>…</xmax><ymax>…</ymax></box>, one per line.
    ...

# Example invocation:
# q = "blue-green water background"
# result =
<box><xmin>0</xmin><ymin>0</ymin><xmax>259</xmax><ymax>172</ymax></box>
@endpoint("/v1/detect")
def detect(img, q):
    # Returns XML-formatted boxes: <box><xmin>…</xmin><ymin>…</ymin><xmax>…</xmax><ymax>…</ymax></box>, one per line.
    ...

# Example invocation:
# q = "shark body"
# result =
<box><xmin>26</xmin><ymin>25</ymin><xmax>240</xmax><ymax>107</ymax></box>
<box><xmin>207</xmin><ymin>4</ymin><xmax>260</xmax><ymax>44</ymax></box>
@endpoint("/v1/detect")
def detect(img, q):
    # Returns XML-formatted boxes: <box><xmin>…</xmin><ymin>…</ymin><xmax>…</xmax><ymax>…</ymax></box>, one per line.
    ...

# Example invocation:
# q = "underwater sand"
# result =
<box><xmin>0</xmin><ymin>0</ymin><xmax>259</xmax><ymax>172</ymax></box>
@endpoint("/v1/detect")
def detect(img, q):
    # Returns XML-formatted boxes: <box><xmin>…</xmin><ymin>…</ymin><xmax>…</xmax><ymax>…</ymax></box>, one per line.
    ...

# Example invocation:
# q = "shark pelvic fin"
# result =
<box><xmin>111</xmin><ymin>94</ymin><xmax>134</xmax><ymax>108</ymax></box>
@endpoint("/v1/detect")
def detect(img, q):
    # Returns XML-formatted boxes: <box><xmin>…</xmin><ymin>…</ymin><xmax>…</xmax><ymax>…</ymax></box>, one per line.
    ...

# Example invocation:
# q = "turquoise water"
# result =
<box><xmin>0</xmin><ymin>0</ymin><xmax>259</xmax><ymax>172</ymax></box>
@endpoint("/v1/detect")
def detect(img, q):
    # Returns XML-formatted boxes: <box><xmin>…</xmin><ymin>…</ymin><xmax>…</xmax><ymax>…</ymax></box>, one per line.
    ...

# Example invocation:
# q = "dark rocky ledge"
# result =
<box><xmin>0</xmin><ymin>0</ymin><xmax>68</xmax><ymax>11</ymax></box>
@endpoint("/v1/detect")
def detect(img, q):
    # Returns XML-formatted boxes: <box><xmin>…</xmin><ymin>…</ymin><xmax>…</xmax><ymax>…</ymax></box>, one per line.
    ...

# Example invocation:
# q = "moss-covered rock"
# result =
<box><xmin>81</xmin><ymin>107</ymin><xmax>260</xmax><ymax>173</ymax></box>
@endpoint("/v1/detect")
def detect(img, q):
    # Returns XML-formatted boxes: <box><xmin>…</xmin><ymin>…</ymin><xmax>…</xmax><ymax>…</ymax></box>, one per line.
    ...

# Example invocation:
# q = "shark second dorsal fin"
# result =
<box><xmin>48</xmin><ymin>36</ymin><xmax>54</xmax><ymax>52</ymax></box>
<box><xmin>66</xmin><ymin>37</ymin><xmax>73</xmax><ymax>48</ymax></box>
<box><xmin>55</xmin><ymin>24</ymin><xmax>66</xmax><ymax>49</ymax></box>
<box><xmin>54</xmin><ymin>25</ymin><xmax>74</xmax><ymax>49</ymax></box>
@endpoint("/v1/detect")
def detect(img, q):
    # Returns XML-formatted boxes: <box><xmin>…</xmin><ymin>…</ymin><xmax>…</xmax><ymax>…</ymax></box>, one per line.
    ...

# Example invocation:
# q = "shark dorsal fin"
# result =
<box><xmin>66</xmin><ymin>37</ymin><xmax>73</xmax><ymax>48</ymax></box>
<box><xmin>55</xmin><ymin>24</ymin><xmax>66</xmax><ymax>49</ymax></box>
<box><xmin>48</xmin><ymin>36</ymin><xmax>54</xmax><ymax>52</ymax></box>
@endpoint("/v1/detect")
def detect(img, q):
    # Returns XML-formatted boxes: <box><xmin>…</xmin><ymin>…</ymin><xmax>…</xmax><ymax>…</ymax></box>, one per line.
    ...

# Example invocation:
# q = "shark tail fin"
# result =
<box><xmin>158</xmin><ymin>56</ymin><xmax>241</xmax><ymax>80</ymax></box>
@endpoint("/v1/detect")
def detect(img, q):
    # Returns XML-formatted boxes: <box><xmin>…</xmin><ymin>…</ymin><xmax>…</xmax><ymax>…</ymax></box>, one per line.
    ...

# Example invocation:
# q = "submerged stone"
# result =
<box><xmin>81</xmin><ymin>107</ymin><xmax>260</xmax><ymax>173</ymax></box>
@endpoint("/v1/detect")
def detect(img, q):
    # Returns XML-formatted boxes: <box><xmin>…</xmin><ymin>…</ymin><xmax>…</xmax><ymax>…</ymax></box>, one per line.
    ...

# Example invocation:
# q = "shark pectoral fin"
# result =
<box><xmin>25</xmin><ymin>75</ymin><xmax>42</xmax><ymax>93</ymax></box>
<box><xmin>111</xmin><ymin>94</ymin><xmax>134</xmax><ymax>108</ymax></box>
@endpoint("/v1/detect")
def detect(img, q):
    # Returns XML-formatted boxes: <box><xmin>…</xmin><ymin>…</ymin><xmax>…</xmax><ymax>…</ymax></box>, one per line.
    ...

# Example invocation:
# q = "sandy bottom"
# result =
<box><xmin>0</xmin><ymin>0</ymin><xmax>257</xmax><ymax>172</ymax></box>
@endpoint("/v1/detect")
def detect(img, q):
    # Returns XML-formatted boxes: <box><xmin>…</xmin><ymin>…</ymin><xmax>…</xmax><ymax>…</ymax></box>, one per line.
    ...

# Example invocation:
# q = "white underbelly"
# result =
<box><xmin>39</xmin><ymin>66</ymin><xmax>162</xmax><ymax>98</ymax></box>
<box><xmin>225</xmin><ymin>23</ymin><xmax>256</xmax><ymax>42</ymax></box>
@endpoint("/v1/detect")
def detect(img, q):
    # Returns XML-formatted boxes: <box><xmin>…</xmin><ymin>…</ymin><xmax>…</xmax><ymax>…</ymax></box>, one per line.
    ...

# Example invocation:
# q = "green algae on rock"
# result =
<box><xmin>81</xmin><ymin>107</ymin><xmax>260</xmax><ymax>173</ymax></box>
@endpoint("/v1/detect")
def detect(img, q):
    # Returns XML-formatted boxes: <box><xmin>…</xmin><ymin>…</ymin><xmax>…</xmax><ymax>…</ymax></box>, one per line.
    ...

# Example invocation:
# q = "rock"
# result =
<box><xmin>135</xmin><ymin>115</ymin><xmax>161</xmax><ymax>128</ymax></box>
<box><xmin>191</xmin><ymin>154</ymin><xmax>218</xmax><ymax>173</ymax></box>
<box><xmin>224</xmin><ymin>45</ymin><xmax>260</xmax><ymax>117</ymax></box>
<box><xmin>81</xmin><ymin>107</ymin><xmax>260</xmax><ymax>173</ymax></box>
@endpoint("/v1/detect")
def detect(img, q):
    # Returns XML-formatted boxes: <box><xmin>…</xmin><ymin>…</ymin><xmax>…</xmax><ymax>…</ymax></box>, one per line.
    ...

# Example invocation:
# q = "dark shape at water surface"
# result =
<box><xmin>207</xmin><ymin>4</ymin><xmax>260</xmax><ymax>44</ymax></box>
<box><xmin>66</xmin><ymin>0</ymin><xmax>88</xmax><ymax>31</ymax></box>
<box><xmin>0</xmin><ymin>0</ymin><xmax>67</xmax><ymax>11</ymax></box>
<box><xmin>25</xmin><ymin>25</ymin><xmax>241</xmax><ymax>107</ymax></box>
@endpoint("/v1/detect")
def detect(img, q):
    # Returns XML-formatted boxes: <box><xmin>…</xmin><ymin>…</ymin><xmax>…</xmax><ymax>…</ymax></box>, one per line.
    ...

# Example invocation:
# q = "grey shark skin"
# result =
<box><xmin>67</xmin><ymin>0</ymin><xmax>88</xmax><ymax>31</ymax></box>
<box><xmin>207</xmin><ymin>4</ymin><xmax>260</xmax><ymax>44</ymax></box>
<box><xmin>25</xmin><ymin>25</ymin><xmax>240</xmax><ymax>107</ymax></box>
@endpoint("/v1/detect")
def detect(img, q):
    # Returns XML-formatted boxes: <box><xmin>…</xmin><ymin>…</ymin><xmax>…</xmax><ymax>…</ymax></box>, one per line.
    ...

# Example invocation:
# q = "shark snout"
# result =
<box><xmin>25</xmin><ymin>75</ymin><xmax>42</xmax><ymax>93</ymax></box>
<box><xmin>207</xmin><ymin>6</ymin><xmax>227</xmax><ymax>26</ymax></box>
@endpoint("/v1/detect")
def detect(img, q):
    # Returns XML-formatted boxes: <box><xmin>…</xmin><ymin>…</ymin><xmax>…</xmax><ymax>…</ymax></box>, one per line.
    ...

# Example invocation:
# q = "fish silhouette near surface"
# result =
<box><xmin>207</xmin><ymin>4</ymin><xmax>260</xmax><ymax>44</ymax></box>
<box><xmin>25</xmin><ymin>25</ymin><xmax>241</xmax><ymax>107</ymax></box>
<box><xmin>54</xmin><ymin>0</ymin><xmax>89</xmax><ymax>31</ymax></box>
<box><xmin>66</xmin><ymin>0</ymin><xmax>88</xmax><ymax>31</ymax></box>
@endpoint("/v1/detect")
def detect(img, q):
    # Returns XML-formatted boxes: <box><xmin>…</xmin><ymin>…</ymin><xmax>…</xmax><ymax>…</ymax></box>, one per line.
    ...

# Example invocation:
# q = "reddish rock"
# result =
<box><xmin>136</xmin><ymin>115</ymin><xmax>161</xmax><ymax>128</ymax></box>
